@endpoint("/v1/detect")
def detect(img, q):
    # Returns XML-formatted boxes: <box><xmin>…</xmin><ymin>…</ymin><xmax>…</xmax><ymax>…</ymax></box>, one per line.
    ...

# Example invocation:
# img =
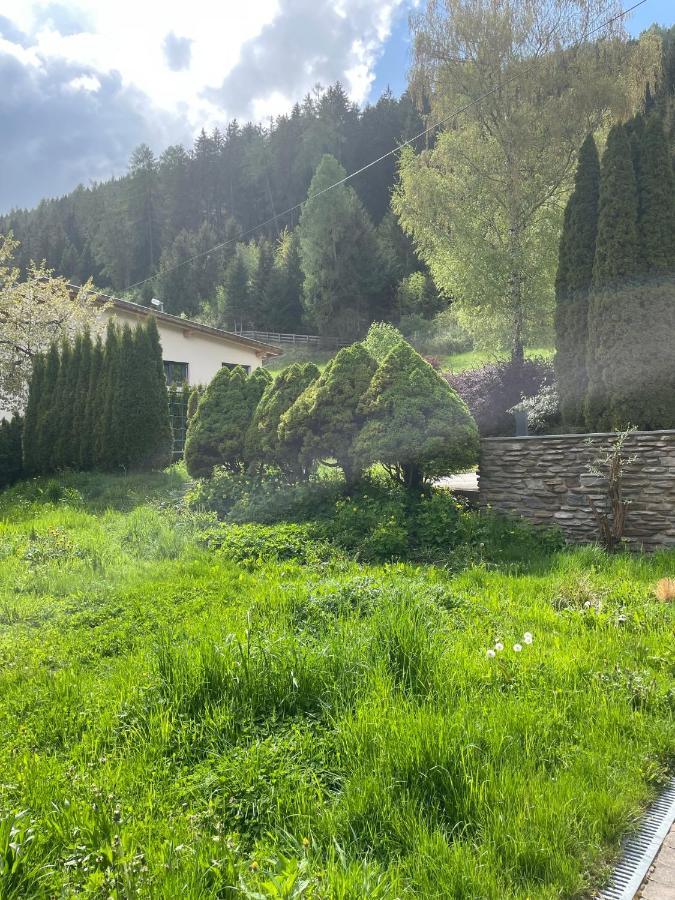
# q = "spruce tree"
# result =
<box><xmin>585</xmin><ymin>125</ymin><xmax>640</xmax><ymax>431</ymax></box>
<box><xmin>23</xmin><ymin>353</ymin><xmax>45</xmax><ymax>475</ymax></box>
<box><xmin>247</xmin><ymin>362</ymin><xmax>320</xmax><ymax>476</ymax></box>
<box><xmin>554</xmin><ymin>134</ymin><xmax>600</xmax><ymax>429</ymax></box>
<box><xmin>354</xmin><ymin>342</ymin><xmax>479</xmax><ymax>489</ymax></box>
<box><xmin>279</xmin><ymin>343</ymin><xmax>377</xmax><ymax>485</ymax></box>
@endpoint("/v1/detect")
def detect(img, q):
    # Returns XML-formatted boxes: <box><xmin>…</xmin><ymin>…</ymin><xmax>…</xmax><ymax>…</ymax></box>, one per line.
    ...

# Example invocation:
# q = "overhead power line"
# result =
<box><xmin>126</xmin><ymin>0</ymin><xmax>648</xmax><ymax>294</ymax></box>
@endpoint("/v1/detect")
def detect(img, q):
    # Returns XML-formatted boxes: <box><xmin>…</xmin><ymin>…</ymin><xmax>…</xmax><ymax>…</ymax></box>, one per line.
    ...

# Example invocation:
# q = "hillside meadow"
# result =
<box><xmin>0</xmin><ymin>471</ymin><xmax>673</xmax><ymax>898</ymax></box>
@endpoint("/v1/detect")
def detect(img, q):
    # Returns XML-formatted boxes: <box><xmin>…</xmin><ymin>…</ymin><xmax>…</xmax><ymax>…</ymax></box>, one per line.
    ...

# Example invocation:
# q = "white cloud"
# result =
<box><xmin>67</xmin><ymin>72</ymin><xmax>99</xmax><ymax>91</ymax></box>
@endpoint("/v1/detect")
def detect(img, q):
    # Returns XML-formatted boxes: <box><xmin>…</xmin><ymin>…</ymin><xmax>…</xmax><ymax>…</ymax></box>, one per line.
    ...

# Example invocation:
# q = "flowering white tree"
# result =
<box><xmin>0</xmin><ymin>234</ymin><xmax>104</xmax><ymax>414</ymax></box>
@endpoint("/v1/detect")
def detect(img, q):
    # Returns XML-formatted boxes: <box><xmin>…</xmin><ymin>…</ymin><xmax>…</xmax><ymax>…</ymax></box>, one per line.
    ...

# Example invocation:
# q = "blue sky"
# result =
<box><xmin>370</xmin><ymin>0</ymin><xmax>675</xmax><ymax>102</ymax></box>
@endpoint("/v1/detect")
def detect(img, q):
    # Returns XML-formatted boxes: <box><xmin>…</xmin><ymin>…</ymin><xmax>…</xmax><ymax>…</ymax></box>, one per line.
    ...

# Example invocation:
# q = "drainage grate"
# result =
<box><xmin>597</xmin><ymin>778</ymin><xmax>675</xmax><ymax>900</ymax></box>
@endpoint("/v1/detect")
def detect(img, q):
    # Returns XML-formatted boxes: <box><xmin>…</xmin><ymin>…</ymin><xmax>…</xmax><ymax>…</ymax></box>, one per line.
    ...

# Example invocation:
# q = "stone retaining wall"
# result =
<box><xmin>479</xmin><ymin>430</ymin><xmax>675</xmax><ymax>551</ymax></box>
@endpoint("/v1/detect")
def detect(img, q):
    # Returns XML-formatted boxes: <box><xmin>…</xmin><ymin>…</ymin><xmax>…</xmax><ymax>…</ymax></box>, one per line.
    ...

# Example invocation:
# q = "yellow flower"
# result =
<box><xmin>250</xmin><ymin>860</ymin><xmax>259</xmax><ymax>872</ymax></box>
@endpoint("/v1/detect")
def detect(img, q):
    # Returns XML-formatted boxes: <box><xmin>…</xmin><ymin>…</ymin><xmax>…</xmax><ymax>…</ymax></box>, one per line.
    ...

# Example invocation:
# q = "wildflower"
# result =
<box><xmin>494</xmin><ymin>642</ymin><xmax>504</xmax><ymax>652</ymax></box>
<box><xmin>513</xmin><ymin>643</ymin><xmax>522</xmax><ymax>652</ymax></box>
<box><xmin>523</xmin><ymin>632</ymin><xmax>533</xmax><ymax>644</ymax></box>
<box><xmin>250</xmin><ymin>861</ymin><xmax>259</xmax><ymax>872</ymax></box>
<box><xmin>302</xmin><ymin>836</ymin><xmax>310</xmax><ymax>848</ymax></box>
<box><xmin>486</xmin><ymin>649</ymin><xmax>496</xmax><ymax>658</ymax></box>
<box><xmin>617</xmin><ymin>614</ymin><xmax>627</xmax><ymax>623</ymax></box>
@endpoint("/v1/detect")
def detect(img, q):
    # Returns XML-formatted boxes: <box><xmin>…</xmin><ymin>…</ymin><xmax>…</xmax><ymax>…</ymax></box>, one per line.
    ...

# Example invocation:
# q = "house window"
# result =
<box><xmin>164</xmin><ymin>360</ymin><xmax>189</xmax><ymax>386</ymax></box>
<box><xmin>222</xmin><ymin>362</ymin><xmax>251</xmax><ymax>374</ymax></box>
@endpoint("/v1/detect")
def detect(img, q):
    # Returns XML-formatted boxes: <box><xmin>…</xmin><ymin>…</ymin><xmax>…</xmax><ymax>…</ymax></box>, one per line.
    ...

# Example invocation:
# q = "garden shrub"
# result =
<box><xmin>0</xmin><ymin>416</ymin><xmax>23</xmax><ymax>489</ymax></box>
<box><xmin>202</xmin><ymin>522</ymin><xmax>338</xmax><ymax>565</ymax></box>
<box><xmin>445</xmin><ymin>357</ymin><xmax>554</xmax><ymax>436</ymax></box>
<box><xmin>185</xmin><ymin>366</ymin><xmax>268</xmax><ymax>478</ymax></box>
<box><xmin>279</xmin><ymin>343</ymin><xmax>377</xmax><ymax>485</ymax></box>
<box><xmin>363</xmin><ymin>321</ymin><xmax>406</xmax><ymax>362</ymax></box>
<box><xmin>246</xmin><ymin>362</ymin><xmax>319</xmax><ymax>476</ymax></box>
<box><xmin>354</xmin><ymin>342</ymin><xmax>478</xmax><ymax>489</ymax></box>
<box><xmin>512</xmin><ymin>384</ymin><xmax>562</xmax><ymax>434</ymax></box>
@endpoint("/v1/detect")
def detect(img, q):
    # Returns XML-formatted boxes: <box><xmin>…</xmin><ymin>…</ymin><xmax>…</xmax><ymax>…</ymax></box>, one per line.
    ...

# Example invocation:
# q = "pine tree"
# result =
<box><xmin>354</xmin><ymin>342</ymin><xmax>479</xmax><ymax>489</ymax></box>
<box><xmin>279</xmin><ymin>343</ymin><xmax>377</xmax><ymax>485</ymax></box>
<box><xmin>262</xmin><ymin>230</ymin><xmax>305</xmax><ymax>332</ymax></box>
<box><xmin>247</xmin><ymin>362</ymin><xmax>320</xmax><ymax>476</ymax></box>
<box><xmin>23</xmin><ymin>353</ymin><xmax>45</xmax><ymax>475</ymax></box>
<box><xmin>585</xmin><ymin>125</ymin><xmax>640</xmax><ymax>431</ymax></box>
<box><xmin>554</xmin><ymin>134</ymin><xmax>600</xmax><ymax>429</ymax></box>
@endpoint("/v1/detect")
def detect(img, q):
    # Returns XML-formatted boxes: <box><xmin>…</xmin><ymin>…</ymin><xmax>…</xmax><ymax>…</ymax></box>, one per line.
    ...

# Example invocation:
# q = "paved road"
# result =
<box><xmin>435</xmin><ymin>471</ymin><xmax>479</xmax><ymax>493</ymax></box>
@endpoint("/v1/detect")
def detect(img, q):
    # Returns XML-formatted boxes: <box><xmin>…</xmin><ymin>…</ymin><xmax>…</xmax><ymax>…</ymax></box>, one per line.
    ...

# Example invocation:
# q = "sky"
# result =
<box><xmin>0</xmin><ymin>0</ymin><xmax>673</xmax><ymax>214</ymax></box>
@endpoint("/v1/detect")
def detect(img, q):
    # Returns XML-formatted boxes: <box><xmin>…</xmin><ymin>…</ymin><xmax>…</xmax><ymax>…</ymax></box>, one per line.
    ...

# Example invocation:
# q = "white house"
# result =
<box><xmin>99</xmin><ymin>295</ymin><xmax>280</xmax><ymax>386</ymax></box>
<box><xmin>0</xmin><ymin>294</ymin><xmax>281</xmax><ymax>441</ymax></box>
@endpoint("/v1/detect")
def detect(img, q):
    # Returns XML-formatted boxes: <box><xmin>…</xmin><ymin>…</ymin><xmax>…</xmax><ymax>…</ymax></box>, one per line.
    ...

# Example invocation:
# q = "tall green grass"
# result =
<box><xmin>0</xmin><ymin>476</ymin><xmax>672</xmax><ymax>897</ymax></box>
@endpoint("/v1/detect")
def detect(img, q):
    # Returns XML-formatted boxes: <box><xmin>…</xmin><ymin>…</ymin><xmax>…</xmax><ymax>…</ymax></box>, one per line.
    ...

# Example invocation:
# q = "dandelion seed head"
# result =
<box><xmin>523</xmin><ymin>632</ymin><xmax>533</xmax><ymax>644</ymax></box>
<box><xmin>487</xmin><ymin>648</ymin><xmax>496</xmax><ymax>658</ymax></box>
<box><xmin>513</xmin><ymin>643</ymin><xmax>523</xmax><ymax>652</ymax></box>
<box><xmin>494</xmin><ymin>642</ymin><xmax>504</xmax><ymax>652</ymax></box>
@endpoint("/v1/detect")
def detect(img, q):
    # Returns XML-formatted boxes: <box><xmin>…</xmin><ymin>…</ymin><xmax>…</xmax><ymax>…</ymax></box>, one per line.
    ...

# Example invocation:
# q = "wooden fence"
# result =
<box><xmin>236</xmin><ymin>330</ymin><xmax>350</xmax><ymax>351</ymax></box>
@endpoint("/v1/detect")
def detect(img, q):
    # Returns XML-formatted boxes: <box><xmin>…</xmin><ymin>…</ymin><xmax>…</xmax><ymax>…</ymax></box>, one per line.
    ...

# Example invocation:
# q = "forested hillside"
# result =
<box><xmin>1</xmin><ymin>85</ymin><xmax>436</xmax><ymax>336</ymax></box>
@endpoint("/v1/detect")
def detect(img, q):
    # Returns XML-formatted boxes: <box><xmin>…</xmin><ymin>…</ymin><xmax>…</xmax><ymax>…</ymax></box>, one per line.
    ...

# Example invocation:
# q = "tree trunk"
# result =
<box><xmin>507</xmin><ymin>223</ymin><xmax>525</xmax><ymax>363</ymax></box>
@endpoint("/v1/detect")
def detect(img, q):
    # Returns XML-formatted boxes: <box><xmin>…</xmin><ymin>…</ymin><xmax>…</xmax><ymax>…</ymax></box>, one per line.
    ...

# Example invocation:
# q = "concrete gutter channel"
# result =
<box><xmin>597</xmin><ymin>779</ymin><xmax>675</xmax><ymax>900</ymax></box>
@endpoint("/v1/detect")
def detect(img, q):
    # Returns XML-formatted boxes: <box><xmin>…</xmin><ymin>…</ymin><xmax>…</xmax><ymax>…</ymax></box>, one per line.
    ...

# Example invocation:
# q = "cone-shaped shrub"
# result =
<box><xmin>134</xmin><ymin>317</ymin><xmax>173</xmax><ymax>470</ymax></box>
<box><xmin>187</xmin><ymin>387</ymin><xmax>202</xmax><ymax>423</ymax></box>
<box><xmin>636</xmin><ymin>113</ymin><xmax>675</xmax><ymax>273</ymax></box>
<box><xmin>38</xmin><ymin>342</ymin><xmax>61</xmax><ymax>474</ymax></box>
<box><xmin>96</xmin><ymin>320</ymin><xmax>121</xmax><ymax>470</ymax></box>
<box><xmin>585</xmin><ymin>124</ymin><xmax>640</xmax><ymax>430</ymax></box>
<box><xmin>0</xmin><ymin>416</ymin><xmax>24</xmax><ymax>489</ymax></box>
<box><xmin>185</xmin><ymin>366</ymin><xmax>264</xmax><ymax>477</ymax></box>
<box><xmin>279</xmin><ymin>343</ymin><xmax>377</xmax><ymax>485</ymax></box>
<box><xmin>23</xmin><ymin>353</ymin><xmax>45</xmax><ymax>475</ymax></box>
<box><xmin>73</xmin><ymin>331</ymin><xmax>92</xmax><ymax>470</ymax></box>
<box><xmin>247</xmin><ymin>362</ymin><xmax>320</xmax><ymax>475</ymax></box>
<box><xmin>554</xmin><ymin>134</ymin><xmax>600</xmax><ymax>429</ymax></box>
<box><xmin>82</xmin><ymin>335</ymin><xmax>103</xmax><ymax>471</ymax></box>
<box><xmin>354</xmin><ymin>341</ymin><xmax>478</xmax><ymax>489</ymax></box>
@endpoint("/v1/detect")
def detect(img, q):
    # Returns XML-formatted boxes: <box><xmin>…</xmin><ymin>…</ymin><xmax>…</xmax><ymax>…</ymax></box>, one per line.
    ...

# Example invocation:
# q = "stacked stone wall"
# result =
<box><xmin>479</xmin><ymin>430</ymin><xmax>675</xmax><ymax>550</ymax></box>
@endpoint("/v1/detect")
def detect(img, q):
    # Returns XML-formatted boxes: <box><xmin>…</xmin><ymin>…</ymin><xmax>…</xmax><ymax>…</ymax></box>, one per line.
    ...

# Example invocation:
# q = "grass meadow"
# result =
<box><xmin>0</xmin><ymin>472</ymin><xmax>673</xmax><ymax>898</ymax></box>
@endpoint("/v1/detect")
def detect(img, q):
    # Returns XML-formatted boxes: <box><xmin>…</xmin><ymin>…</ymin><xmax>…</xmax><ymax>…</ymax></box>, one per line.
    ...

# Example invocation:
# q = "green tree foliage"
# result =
<box><xmin>262</xmin><ymin>229</ymin><xmax>305</xmax><ymax>332</ymax></box>
<box><xmin>247</xmin><ymin>363</ymin><xmax>320</xmax><ymax>476</ymax></box>
<box><xmin>363</xmin><ymin>322</ymin><xmax>406</xmax><ymax>363</ymax></box>
<box><xmin>81</xmin><ymin>335</ymin><xmax>103</xmax><ymax>471</ymax></box>
<box><xmin>130</xmin><ymin>318</ymin><xmax>173</xmax><ymax>470</ymax></box>
<box><xmin>279</xmin><ymin>343</ymin><xmax>377</xmax><ymax>484</ymax></box>
<box><xmin>37</xmin><ymin>343</ymin><xmax>60</xmax><ymax>474</ymax></box>
<box><xmin>354</xmin><ymin>342</ymin><xmax>478</xmax><ymax>489</ymax></box>
<box><xmin>0</xmin><ymin>416</ymin><xmax>23</xmax><ymax>489</ymax></box>
<box><xmin>96</xmin><ymin>321</ymin><xmax>121</xmax><ymax>470</ymax></box>
<box><xmin>187</xmin><ymin>387</ymin><xmax>202</xmax><ymax>423</ymax></box>
<box><xmin>22</xmin><ymin>353</ymin><xmax>44</xmax><ymax>475</ymax></box>
<box><xmin>298</xmin><ymin>155</ymin><xmax>381</xmax><ymax>337</ymax></box>
<box><xmin>585</xmin><ymin>124</ymin><xmax>640</xmax><ymax>430</ymax></box>
<box><xmin>396</xmin><ymin>0</ymin><xmax>625</xmax><ymax>359</ymax></box>
<box><xmin>636</xmin><ymin>113</ymin><xmax>675</xmax><ymax>273</ymax></box>
<box><xmin>185</xmin><ymin>366</ymin><xmax>266</xmax><ymax>477</ymax></box>
<box><xmin>554</xmin><ymin>134</ymin><xmax>600</xmax><ymax>428</ymax></box>
<box><xmin>585</xmin><ymin>117</ymin><xmax>675</xmax><ymax>430</ymax></box>
<box><xmin>72</xmin><ymin>331</ymin><xmax>92</xmax><ymax>469</ymax></box>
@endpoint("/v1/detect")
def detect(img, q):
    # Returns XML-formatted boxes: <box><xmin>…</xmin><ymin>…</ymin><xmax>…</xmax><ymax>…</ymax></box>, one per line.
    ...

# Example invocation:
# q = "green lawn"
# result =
<box><xmin>0</xmin><ymin>473</ymin><xmax>673</xmax><ymax>898</ymax></box>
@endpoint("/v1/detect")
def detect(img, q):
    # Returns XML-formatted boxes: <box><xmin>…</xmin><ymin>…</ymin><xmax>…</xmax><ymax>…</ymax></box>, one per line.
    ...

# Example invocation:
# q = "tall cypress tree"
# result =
<box><xmin>52</xmin><ymin>341</ymin><xmax>73</xmax><ymax>470</ymax></box>
<box><xmin>134</xmin><ymin>318</ymin><xmax>172</xmax><ymax>470</ymax></box>
<box><xmin>110</xmin><ymin>324</ymin><xmax>136</xmax><ymax>469</ymax></box>
<box><xmin>96</xmin><ymin>320</ymin><xmax>121</xmax><ymax>470</ymax></box>
<box><xmin>73</xmin><ymin>330</ymin><xmax>92</xmax><ymax>470</ymax></box>
<box><xmin>554</xmin><ymin>134</ymin><xmax>600</xmax><ymax>429</ymax></box>
<box><xmin>585</xmin><ymin>124</ymin><xmax>640</xmax><ymax>431</ymax></box>
<box><xmin>636</xmin><ymin>113</ymin><xmax>675</xmax><ymax>273</ymax></box>
<box><xmin>0</xmin><ymin>416</ymin><xmax>24</xmax><ymax>489</ymax></box>
<box><xmin>38</xmin><ymin>342</ymin><xmax>61</xmax><ymax>474</ymax></box>
<box><xmin>23</xmin><ymin>353</ymin><xmax>45</xmax><ymax>475</ymax></box>
<box><xmin>63</xmin><ymin>336</ymin><xmax>82</xmax><ymax>468</ymax></box>
<box><xmin>83</xmin><ymin>335</ymin><xmax>104</xmax><ymax>471</ymax></box>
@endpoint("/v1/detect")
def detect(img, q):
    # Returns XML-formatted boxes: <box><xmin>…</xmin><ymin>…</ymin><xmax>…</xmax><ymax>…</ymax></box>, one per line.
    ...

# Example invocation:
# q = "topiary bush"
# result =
<box><xmin>185</xmin><ymin>366</ymin><xmax>268</xmax><ymax>478</ymax></box>
<box><xmin>246</xmin><ymin>363</ymin><xmax>319</xmax><ymax>476</ymax></box>
<box><xmin>445</xmin><ymin>357</ymin><xmax>554</xmax><ymax>437</ymax></box>
<box><xmin>355</xmin><ymin>342</ymin><xmax>478</xmax><ymax>489</ymax></box>
<box><xmin>279</xmin><ymin>343</ymin><xmax>377</xmax><ymax>486</ymax></box>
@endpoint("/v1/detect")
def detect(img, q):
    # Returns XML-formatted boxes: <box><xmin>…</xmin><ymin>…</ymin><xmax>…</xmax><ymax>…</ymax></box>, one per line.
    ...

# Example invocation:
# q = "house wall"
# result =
<box><xmin>102</xmin><ymin>307</ymin><xmax>265</xmax><ymax>386</ymax></box>
<box><xmin>479</xmin><ymin>430</ymin><xmax>675</xmax><ymax>551</ymax></box>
